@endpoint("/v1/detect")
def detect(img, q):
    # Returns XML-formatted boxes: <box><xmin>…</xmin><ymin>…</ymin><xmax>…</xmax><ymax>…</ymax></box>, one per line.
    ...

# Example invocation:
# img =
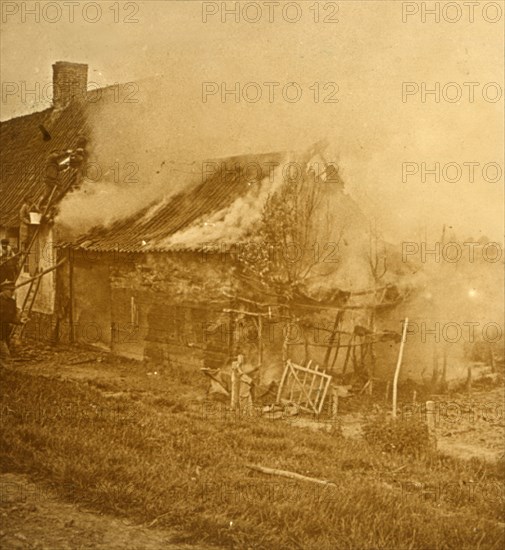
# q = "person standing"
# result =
<box><xmin>0</xmin><ymin>280</ymin><xmax>24</xmax><ymax>367</ymax></box>
<box><xmin>0</xmin><ymin>239</ymin><xmax>17</xmax><ymax>283</ymax></box>
<box><xmin>40</xmin><ymin>150</ymin><xmax>70</xmax><ymax>209</ymax></box>
<box><xmin>19</xmin><ymin>195</ymin><xmax>34</xmax><ymax>251</ymax></box>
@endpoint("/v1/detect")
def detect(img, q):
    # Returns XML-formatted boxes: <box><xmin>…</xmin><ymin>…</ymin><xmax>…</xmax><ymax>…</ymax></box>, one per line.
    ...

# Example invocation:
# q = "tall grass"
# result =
<box><xmin>1</xmin><ymin>369</ymin><xmax>503</xmax><ymax>549</ymax></box>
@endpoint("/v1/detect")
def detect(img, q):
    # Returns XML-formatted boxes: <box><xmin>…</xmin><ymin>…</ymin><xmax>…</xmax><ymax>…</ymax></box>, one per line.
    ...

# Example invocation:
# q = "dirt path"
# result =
<box><xmin>0</xmin><ymin>473</ymin><xmax>216</xmax><ymax>550</ymax></box>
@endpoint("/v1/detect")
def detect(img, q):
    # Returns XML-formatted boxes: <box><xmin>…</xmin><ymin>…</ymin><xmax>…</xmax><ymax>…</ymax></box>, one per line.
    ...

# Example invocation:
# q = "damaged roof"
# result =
<box><xmin>71</xmin><ymin>150</ymin><xmax>289</xmax><ymax>253</ymax></box>
<box><xmin>0</xmin><ymin>103</ymin><xmax>88</xmax><ymax>227</ymax></box>
<box><xmin>0</xmin><ymin>85</ymin><xmax>120</xmax><ymax>228</ymax></box>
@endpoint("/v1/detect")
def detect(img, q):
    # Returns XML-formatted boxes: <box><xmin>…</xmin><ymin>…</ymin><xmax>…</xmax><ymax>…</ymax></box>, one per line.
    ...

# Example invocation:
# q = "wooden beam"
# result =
<box><xmin>245</xmin><ymin>463</ymin><xmax>337</xmax><ymax>487</ymax></box>
<box><xmin>14</xmin><ymin>258</ymin><xmax>67</xmax><ymax>289</ymax></box>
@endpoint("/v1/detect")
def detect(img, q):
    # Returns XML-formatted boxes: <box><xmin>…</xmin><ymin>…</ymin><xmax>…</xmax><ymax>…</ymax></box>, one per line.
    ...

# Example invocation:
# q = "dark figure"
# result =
<box><xmin>68</xmin><ymin>137</ymin><xmax>88</xmax><ymax>190</ymax></box>
<box><xmin>0</xmin><ymin>239</ymin><xmax>17</xmax><ymax>283</ymax></box>
<box><xmin>39</xmin><ymin>151</ymin><xmax>69</xmax><ymax>210</ymax></box>
<box><xmin>0</xmin><ymin>280</ymin><xmax>22</xmax><ymax>367</ymax></box>
<box><xmin>19</xmin><ymin>195</ymin><xmax>35</xmax><ymax>250</ymax></box>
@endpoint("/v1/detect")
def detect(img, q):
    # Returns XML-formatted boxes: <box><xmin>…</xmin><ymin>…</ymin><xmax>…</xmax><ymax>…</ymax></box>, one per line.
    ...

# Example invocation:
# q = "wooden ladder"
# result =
<box><xmin>10</xmin><ymin>268</ymin><xmax>43</xmax><ymax>340</ymax></box>
<box><xmin>10</xmin><ymin>183</ymin><xmax>62</xmax><ymax>341</ymax></box>
<box><xmin>14</xmin><ymin>186</ymin><xmax>58</xmax><ymax>282</ymax></box>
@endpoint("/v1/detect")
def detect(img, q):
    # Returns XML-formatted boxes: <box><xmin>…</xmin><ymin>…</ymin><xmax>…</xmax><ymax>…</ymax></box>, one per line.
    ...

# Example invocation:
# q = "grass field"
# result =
<box><xmin>1</xmin><ymin>365</ymin><xmax>504</xmax><ymax>550</ymax></box>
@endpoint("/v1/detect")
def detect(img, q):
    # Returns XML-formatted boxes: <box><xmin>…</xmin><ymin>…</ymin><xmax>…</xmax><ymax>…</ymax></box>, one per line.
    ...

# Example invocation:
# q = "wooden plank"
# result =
<box><xmin>245</xmin><ymin>463</ymin><xmax>337</xmax><ymax>487</ymax></box>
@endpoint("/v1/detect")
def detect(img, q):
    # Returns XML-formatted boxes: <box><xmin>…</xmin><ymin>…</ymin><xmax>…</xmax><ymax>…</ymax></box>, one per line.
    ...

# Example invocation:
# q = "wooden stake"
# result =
<box><xmin>392</xmin><ymin>317</ymin><xmax>409</xmax><ymax>418</ymax></box>
<box><xmin>230</xmin><ymin>355</ymin><xmax>243</xmax><ymax>411</ymax></box>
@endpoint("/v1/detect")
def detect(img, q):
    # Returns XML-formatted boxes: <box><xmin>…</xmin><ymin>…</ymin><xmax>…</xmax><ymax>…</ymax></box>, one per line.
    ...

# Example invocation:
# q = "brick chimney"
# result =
<box><xmin>52</xmin><ymin>61</ymin><xmax>88</xmax><ymax>110</ymax></box>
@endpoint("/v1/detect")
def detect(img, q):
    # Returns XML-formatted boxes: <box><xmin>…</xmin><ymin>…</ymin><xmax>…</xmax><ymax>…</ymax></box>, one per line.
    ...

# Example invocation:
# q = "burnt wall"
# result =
<box><xmin>68</xmin><ymin>250</ymin><xmax>236</xmax><ymax>366</ymax></box>
<box><xmin>109</xmin><ymin>252</ymin><xmax>236</xmax><ymax>366</ymax></box>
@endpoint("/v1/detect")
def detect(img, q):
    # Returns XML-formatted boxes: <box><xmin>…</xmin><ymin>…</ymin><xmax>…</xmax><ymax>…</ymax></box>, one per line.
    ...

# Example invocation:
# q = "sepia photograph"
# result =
<box><xmin>0</xmin><ymin>1</ymin><xmax>504</xmax><ymax>548</ymax></box>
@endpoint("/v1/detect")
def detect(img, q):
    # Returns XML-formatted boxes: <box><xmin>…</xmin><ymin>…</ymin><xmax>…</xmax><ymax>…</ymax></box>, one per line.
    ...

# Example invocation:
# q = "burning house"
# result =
<box><xmin>1</xmin><ymin>62</ymin><xmax>501</xmax><ymax>397</ymax></box>
<box><xmin>55</xmin><ymin>144</ymin><xmax>422</xmax><ymax>389</ymax></box>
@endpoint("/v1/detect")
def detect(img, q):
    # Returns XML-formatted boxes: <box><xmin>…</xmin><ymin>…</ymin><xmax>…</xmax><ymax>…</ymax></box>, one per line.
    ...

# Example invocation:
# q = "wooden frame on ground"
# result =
<box><xmin>276</xmin><ymin>359</ymin><xmax>332</xmax><ymax>415</ymax></box>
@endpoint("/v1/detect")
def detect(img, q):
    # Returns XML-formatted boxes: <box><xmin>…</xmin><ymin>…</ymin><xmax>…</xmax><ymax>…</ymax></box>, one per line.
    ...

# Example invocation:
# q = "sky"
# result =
<box><xmin>0</xmin><ymin>0</ymin><xmax>503</xmax><ymax>242</ymax></box>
